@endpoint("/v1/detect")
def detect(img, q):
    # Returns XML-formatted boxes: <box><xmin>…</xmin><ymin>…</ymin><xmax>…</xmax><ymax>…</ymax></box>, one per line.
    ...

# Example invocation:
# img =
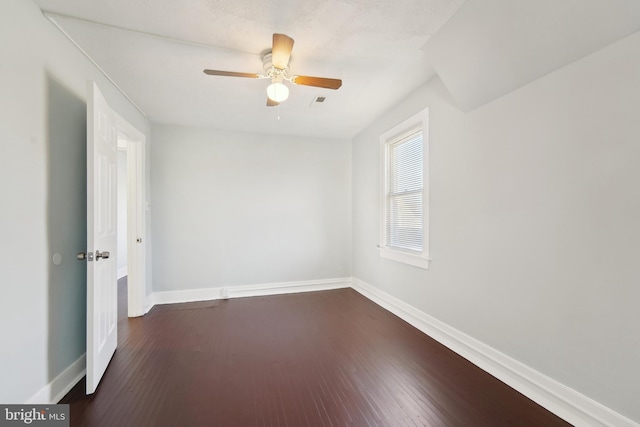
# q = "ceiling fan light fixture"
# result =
<box><xmin>266</xmin><ymin>82</ymin><xmax>289</xmax><ymax>103</ymax></box>
<box><xmin>203</xmin><ymin>33</ymin><xmax>342</xmax><ymax>107</ymax></box>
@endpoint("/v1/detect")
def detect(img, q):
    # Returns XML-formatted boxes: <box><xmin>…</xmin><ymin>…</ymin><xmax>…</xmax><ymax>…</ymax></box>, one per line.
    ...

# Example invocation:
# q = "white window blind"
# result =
<box><xmin>379</xmin><ymin>108</ymin><xmax>429</xmax><ymax>269</ymax></box>
<box><xmin>385</xmin><ymin>128</ymin><xmax>423</xmax><ymax>253</ymax></box>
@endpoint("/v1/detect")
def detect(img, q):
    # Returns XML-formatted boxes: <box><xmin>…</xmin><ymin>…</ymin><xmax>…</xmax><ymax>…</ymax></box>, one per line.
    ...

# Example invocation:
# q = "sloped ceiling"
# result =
<box><xmin>422</xmin><ymin>0</ymin><xmax>640</xmax><ymax>111</ymax></box>
<box><xmin>32</xmin><ymin>0</ymin><xmax>465</xmax><ymax>138</ymax></box>
<box><xmin>32</xmin><ymin>0</ymin><xmax>640</xmax><ymax>136</ymax></box>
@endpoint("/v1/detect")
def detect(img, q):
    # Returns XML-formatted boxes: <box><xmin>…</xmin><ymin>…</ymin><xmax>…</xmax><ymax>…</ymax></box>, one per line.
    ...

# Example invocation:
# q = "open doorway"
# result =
<box><xmin>116</xmin><ymin>147</ymin><xmax>129</xmax><ymax>320</ymax></box>
<box><xmin>116</xmin><ymin>121</ymin><xmax>146</xmax><ymax>318</ymax></box>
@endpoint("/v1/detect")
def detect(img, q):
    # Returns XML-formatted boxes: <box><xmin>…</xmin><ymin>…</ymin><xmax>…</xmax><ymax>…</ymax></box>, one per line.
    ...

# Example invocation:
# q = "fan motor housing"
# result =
<box><xmin>262</xmin><ymin>52</ymin><xmax>289</xmax><ymax>77</ymax></box>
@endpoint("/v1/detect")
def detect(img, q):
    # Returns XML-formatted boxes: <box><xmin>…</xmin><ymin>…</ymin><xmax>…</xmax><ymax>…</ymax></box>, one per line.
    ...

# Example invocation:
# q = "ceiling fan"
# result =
<box><xmin>203</xmin><ymin>33</ymin><xmax>342</xmax><ymax>106</ymax></box>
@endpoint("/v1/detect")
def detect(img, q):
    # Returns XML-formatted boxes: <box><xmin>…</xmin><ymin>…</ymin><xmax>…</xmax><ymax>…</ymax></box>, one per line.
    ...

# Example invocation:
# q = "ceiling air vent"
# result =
<box><xmin>309</xmin><ymin>96</ymin><xmax>327</xmax><ymax>108</ymax></box>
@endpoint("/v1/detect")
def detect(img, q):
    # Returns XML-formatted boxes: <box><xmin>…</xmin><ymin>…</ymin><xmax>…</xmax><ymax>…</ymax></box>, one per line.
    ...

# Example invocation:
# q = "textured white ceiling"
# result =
<box><xmin>33</xmin><ymin>0</ymin><xmax>466</xmax><ymax>138</ymax></box>
<box><xmin>32</xmin><ymin>0</ymin><xmax>640</xmax><ymax>137</ymax></box>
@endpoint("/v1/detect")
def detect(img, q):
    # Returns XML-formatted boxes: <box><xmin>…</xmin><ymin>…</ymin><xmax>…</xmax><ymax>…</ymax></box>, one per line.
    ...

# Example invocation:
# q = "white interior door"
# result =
<box><xmin>86</xmin><ymin>81</ymin><xmax>118</xmax><ymax>394</ymax></box>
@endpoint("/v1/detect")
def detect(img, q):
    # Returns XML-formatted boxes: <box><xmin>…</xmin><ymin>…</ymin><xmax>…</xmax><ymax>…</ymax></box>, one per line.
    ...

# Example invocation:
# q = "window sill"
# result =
<box><xmin>379</xmin><ymin>247</ymin><xmax>430</xmax><ymax>270</ymax></box>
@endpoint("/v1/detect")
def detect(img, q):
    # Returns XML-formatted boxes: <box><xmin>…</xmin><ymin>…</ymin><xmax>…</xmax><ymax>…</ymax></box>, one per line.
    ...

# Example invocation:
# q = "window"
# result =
<box><xmin>379</xmin><ymin>109</ymin><xmax>429</xmax><ymax>269</ymax></box>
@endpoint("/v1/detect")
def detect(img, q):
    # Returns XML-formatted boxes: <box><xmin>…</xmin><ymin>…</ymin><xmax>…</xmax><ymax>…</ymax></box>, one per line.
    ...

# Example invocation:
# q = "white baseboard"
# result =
<box><xmin>144</xmin><ymin>297</ymin><xmax>154</xmax><ymax>314</ymax></box>
<box><xmin>351</xmin><ymin>277</ymin><xmax>639</xmax><ymax>427</ymax></box>
<box><xmin>26</xmin><ymin>353</ymin><xmax>85</xmax><ymax>404</ymax></box>
<box><xmin>117</xmin><ymin>267</ymin><xmax>128</xmax><ymax>280</ymax></box>
<box><xmin>151</xmin><ymin>286</ymin><xmax>223</xmax><ymax>306</ymax></box>
<box><xmin>225</xmin><ymin>277</ymin><xmax>351</xmax><ymax>298</ymax></box>
<box><xmin>149</xmin><ymin>277</ymin><xmax>351</xmax><ymax>308</ymax></box>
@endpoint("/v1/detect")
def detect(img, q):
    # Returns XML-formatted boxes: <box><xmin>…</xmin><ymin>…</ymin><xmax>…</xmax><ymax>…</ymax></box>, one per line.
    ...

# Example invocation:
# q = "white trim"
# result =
<box><xmin>149</xmin><ymin>278</ymin><xmax>351</xmax><ymax>308</ymax></box>
<box><xmin>115</xmin><ymin>116</ymin><xmax>147</xmax><ymax>318</ymax></box>
<box><xmin>152</xmin><ymin>286</ymin><xmax>224</xmax><ymax>306</ymax></box>
<box><xmin>42</xmin><ymin>13</ymin><xmax>147</xmax><ymax>119</ymax></box>
<box><xmin>351</xmin><ymin>277</ymin><xmax>639</xmax><ymax>427</ymax></box>
<box><xmin>379</xmin><ymin>108</ymin><xmax>430</xmax><ymax>269</ymax></box>
<box><xmin>226</xmin><ymin>277</ymin><xmax>350</xmax><ymax>299</ymax></box>
<box><xmin>378</xmin><ymin>247</ymin><xmax>430</xmax><ymax>269</ymax></box>
<box><xmin>117</xmin><ymin>266</ymin><xmax>128</xmax><ymax>279</ymax></box>
<box><xmin>26</xmin><ymin>354</ymin><xmax>86</xmax><ymax>404</ymax></box>
<box><xmin>144</xmin><ymin>295</ymin><xmax>154</xmax><ymax>314</ymax></box>
<box><xmin>42</xmin><ymin>11</ymin><xmax>253</xmax><ymax>57</ymax></box>
<box><xmin>144</xmin><ymin>304</ymin><xmax>154</xmax><ymax>314</ymax></box>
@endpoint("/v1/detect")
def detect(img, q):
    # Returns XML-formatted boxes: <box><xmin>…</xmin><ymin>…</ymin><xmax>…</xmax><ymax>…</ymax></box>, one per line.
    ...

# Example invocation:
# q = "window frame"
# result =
<box><xmin>379</xmin><ymin>108</ymin><xmax>430</xmax><ymax>269</ymax></box>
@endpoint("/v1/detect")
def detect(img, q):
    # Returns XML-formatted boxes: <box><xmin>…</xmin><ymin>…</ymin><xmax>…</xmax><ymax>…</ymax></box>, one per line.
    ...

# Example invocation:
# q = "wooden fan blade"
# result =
<box><xmin>267</xmin><ymin>98</ymin><xmax>279</xmax><ymax>107</ymax></box>
<box><xmin>272</xmin><ymin>33</ymin><xmax>294</xmax><ymax>69</ymax></box>
<box><xmin>291</xmin><ymin>75</ymin><xmax>342</xmax><ymax>90</ymax></box>
<box><xmin>203</xmin><ymin>70</ymin><xmax>260</xmax><ymax>78</ymax></box>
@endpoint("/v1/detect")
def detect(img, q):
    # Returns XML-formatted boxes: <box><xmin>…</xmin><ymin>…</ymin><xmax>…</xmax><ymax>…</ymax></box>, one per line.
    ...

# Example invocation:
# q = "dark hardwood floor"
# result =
<box><xmin>61</xmin><ymin>282</ymin><xmax>571</xmax><ymax>426</ymax></box>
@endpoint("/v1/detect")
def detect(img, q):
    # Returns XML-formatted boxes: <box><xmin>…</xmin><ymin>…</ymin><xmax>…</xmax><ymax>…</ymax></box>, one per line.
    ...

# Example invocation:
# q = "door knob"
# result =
<box><xmin>96</xmin><ymin>250</ymin><xmax>110</xmax><ymax>260</ymax></box>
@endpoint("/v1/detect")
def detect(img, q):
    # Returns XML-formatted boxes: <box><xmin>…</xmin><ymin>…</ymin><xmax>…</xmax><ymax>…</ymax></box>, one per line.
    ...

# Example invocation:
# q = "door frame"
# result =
<box><xmin>115</xmin><ymin>115</ymin><xmax>146</xmax><ymax>317</ymax></box>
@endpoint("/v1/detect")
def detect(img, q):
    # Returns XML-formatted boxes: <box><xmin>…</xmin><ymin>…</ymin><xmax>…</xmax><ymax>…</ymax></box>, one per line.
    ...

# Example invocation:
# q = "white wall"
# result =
<box><xmin>151</xmin><ymin>124</ymin><xmax>351</xmax><ymax>291</ymax></box>
<box><xmin>117</xmin><ymin>149</ymin><xmax>128</xmax><ymax>277</ymax></box>
<box><xmin>352</xmin><ymin>31</ymin><xmax>640</xmax><ymax>422</ymax></box>
<box><xmin>0</xmin><ymin>0</ymin><xmax>150</xmax><ymax>403</ymax></box>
